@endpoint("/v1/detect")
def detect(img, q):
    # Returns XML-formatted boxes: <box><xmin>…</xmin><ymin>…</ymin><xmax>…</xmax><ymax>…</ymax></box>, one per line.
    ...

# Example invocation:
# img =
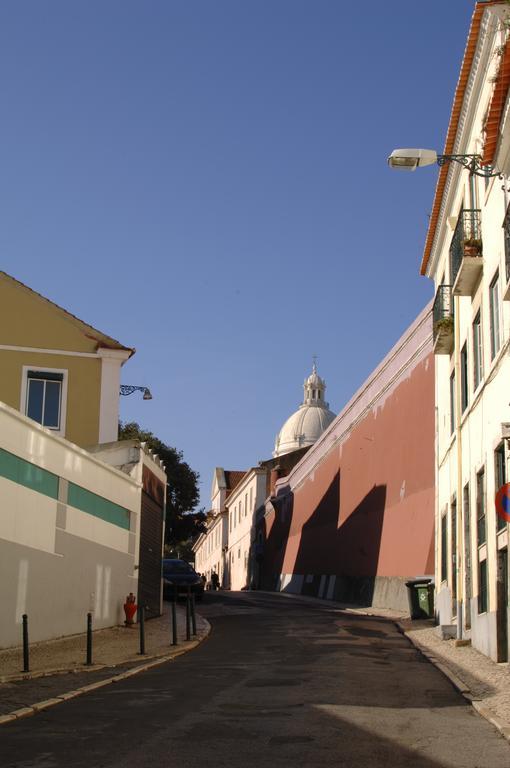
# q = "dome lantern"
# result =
<box><xmin>273</xmin><ymin>361</ymin><xmax>336</xmax><ymax>458</ymax></box>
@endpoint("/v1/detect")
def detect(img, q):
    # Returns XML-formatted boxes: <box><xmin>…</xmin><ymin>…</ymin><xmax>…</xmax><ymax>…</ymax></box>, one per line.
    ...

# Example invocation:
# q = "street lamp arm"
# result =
<box><xmin>120</xmin><ymin>385</ymin><xmax>153</xmax><ymax>400</ymax></box>
<box><xmin>388</xmin><ymin>148</ymin><xmax>503</xmax><ymax>178</ymax></box>
<box><xmin>437</xmin><ymin>154</ymin><xmax>502</xmax><ymax>178</ymax></box>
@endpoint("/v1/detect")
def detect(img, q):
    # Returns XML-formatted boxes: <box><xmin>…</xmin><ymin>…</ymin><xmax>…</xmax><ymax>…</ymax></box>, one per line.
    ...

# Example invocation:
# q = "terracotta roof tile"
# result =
<box><xmin>420</xmin><ymin>2</ymin><xmax>501</xmax><ymax>276</ymax></box>
<box><xmin>482</xmin><ymin>39</ymin><xmax>510</xmax><ymax>164</ymax></box>
<box><xmin>223</xmin><ymin>470</ymin><xmax>247</xmax><ymax>498</ymax></box>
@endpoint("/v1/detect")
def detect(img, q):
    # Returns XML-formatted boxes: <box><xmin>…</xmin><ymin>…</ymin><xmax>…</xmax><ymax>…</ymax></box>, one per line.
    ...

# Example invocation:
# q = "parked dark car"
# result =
<box><xmin>162</xmin><ymin>559</ymin><xmax>204</xmax><ymax>601</ymax></box>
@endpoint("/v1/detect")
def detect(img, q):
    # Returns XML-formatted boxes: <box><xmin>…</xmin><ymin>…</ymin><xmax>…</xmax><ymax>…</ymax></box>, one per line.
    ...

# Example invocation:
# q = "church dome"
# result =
<box><xmin>273</xmin><ymin>363</ymin><xmax>336</xmax><ymax>458</ymax></box>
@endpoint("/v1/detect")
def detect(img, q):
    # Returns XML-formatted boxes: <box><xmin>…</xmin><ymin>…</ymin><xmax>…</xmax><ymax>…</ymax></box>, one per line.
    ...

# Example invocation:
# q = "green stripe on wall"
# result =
<box><xmin>68</xmin><ymin>482</ymin><xmax>131</xmax><ymax>530</ymax></box>
<box><xmin>0</xmin><ymin>447</ymin><xmax>59</xmax><ymax>499</ymax></box>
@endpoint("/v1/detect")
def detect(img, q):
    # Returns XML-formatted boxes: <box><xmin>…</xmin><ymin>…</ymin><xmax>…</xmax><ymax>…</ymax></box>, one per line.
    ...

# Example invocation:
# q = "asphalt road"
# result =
<box><xmin>1</xmin><ymin>591</ymin><xmax>509</xmax><ymax>767</ymax></box>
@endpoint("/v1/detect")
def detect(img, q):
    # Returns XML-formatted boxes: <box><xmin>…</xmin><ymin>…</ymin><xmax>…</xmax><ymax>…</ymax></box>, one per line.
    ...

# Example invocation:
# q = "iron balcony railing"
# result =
<box><xmin>450</xmin><ymin>208</ymin><xmax>482</xmax><ymax>286</ymax></box>
<box><xmin>432</xmin><ymin>285</ymin><xmax>453</xmax><ymax>342</ymax></box>
<box><xmin>503</xmin><ymin>203</ymin><xmax>510</xmax><ymax>284</ymax></box>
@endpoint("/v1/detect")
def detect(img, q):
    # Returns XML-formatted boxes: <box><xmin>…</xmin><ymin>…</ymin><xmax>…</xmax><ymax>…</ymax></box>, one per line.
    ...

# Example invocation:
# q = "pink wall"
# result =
<box><xmin>257</xmin><ymin>305</ymin><xmax>435</xmax><ymax>604</ymax></box>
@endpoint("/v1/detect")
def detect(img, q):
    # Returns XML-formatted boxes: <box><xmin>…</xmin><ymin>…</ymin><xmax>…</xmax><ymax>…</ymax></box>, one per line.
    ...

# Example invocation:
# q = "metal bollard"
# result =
<box><xmin>22</xmin><ymin>614</ymin><xmax>29</xmax><ymax>673</ymax></box>
<box><xmin>138</xmin><ymin>605</ymin><xmax>146</xmax><ymax>655</ymax></box>
<box><xmin>191</xmin><ymin>592</ymin><xmax>197</xmax><ymax>636</ymax></box>
<box><xmin>185</xmin><ymin>586</ymin><xmax>191</xmax><ymax>641</ymax></box>
<box><xmin>171</xmin><ymin>586</ymin><xmax>178</xmax><ymax>646</ymax></box>
<box><xmin>86</xmin><ymin>612</ymin><xmax>93</xmax><ymax>666</ymax></box>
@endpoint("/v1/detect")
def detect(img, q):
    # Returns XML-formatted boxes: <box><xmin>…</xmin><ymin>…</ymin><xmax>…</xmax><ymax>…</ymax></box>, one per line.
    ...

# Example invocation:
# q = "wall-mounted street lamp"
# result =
<box><xmin>120</xmin><ymin>385</ymin><xmax>153</xmax><ymax>400</ymax></box>
<box><xmin>387</xmin><ymin>148</ymin><xmax>502</xmax><ymax>178</ymax></box>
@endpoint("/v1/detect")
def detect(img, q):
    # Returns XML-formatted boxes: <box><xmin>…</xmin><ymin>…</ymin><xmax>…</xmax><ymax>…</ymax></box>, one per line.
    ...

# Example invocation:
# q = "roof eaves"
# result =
<box><xmin>0</xmin><ymin>270</ymin><xmax>135</xmax><ymax>357</ymax></box>
<box><xmin>420</xmin><ymin>2</ymin><xmax>492</xmax><ymax>276</ymax></box>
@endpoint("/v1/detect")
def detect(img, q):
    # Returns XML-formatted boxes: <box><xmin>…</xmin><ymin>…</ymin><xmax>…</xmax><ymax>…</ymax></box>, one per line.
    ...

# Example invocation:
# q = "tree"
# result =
<box><xmin>118</xmin><ymin>421</ymin><xmax>205</xmax><ymax>548</ymax></box>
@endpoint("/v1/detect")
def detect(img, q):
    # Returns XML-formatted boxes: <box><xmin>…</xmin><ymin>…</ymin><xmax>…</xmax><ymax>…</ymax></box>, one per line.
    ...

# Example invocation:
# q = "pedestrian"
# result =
<box><xmin>211</xmin><ymin>570</ymin><xmax>220</xmax><ymax>590</ymax></box>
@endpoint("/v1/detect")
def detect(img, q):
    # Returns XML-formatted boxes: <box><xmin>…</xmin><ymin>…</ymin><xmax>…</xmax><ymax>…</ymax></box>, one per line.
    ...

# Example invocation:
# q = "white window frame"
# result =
<box><xmin>489</xmin><ymin>271</ymin><xmax>501</xmax><ymax>361</ymax></box>
<box><xmin>20</xmin><ymin>365</ymin><xmax>68</xmax><ymax>437</ymax></box>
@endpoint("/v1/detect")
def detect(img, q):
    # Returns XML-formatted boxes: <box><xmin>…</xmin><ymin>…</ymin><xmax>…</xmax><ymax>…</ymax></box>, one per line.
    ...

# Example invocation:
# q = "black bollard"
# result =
<box><xmin>191</xmin><ymin>592</ymin><xmax>197</xmax><ymax>636</ymax></box>
<box><xmin>86</xmin><ymin>612</ymin><xmax>93</xmax><ymax>666</ymax></box>
<box><xmin>138</xmin><ymin>605</ymin><xmax>146</xmax><ymax>655</ymax></box>
<box><xmin>185</xmin><ymin>587</ymin><xmax>191</xmax><ymax>641</ymax></box>
<box><xmin>171</xmin><ymin>586</ymin><xmax>178</xmax><ymax>646</ymax></box>
<box><xmin>22</xmin><ymin>614</ymin><xmax>29</xmax><ymax>673</ymax></box>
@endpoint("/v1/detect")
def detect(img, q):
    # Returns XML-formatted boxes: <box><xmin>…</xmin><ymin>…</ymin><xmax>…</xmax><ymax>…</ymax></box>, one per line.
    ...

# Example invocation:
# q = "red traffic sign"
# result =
<box><xmin>495</xmin><ymin>483</ymin><xmax>510</xmax><ymax>524</ymax></box>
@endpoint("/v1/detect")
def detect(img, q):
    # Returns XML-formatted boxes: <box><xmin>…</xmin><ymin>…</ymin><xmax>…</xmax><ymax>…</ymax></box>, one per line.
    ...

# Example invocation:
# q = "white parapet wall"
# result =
<box><xmin>0</xmin><ymin>401</ymin><xmax>140</xmax><ymax>649</ymax></box>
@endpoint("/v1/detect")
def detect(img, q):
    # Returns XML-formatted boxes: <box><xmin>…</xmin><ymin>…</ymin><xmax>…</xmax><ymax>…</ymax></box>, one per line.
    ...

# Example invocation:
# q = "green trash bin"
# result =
<box><xmin>405</xmin><ymin>578</ymin><xmax>434</xmax><ymax>619</ymax></box>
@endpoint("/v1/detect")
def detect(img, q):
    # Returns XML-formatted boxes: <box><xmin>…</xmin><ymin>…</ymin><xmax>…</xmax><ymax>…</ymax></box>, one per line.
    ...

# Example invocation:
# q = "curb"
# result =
<box><xmin>0</xmin><ymin>620</ymin><xmax>210</xmax><ymax>727</ymax></box>
<box><xmin>397</xmin><ymin>621</ymin><xmax>510</xmax><ymax>743</ymax></box>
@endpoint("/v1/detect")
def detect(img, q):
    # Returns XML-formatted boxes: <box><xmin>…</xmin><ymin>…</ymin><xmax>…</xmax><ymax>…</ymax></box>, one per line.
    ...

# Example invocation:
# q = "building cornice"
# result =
<box><xmin>422</xmin><ymin>2</ymin><xmax>503</xmax><ymax>277</ymax></box>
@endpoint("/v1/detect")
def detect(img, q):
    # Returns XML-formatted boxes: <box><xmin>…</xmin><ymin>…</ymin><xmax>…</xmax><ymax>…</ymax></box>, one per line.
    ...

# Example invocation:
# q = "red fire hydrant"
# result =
<box><xmin>123</xmin><ymin>593</ymin><xmax>137</xmax><ymax>626</ymax></box>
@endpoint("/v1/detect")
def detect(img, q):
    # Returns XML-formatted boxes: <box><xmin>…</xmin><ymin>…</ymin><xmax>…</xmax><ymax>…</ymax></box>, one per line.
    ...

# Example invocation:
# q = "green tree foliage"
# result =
<box><xmin>118</xmin><ymin>422</ymin><xmax>205</xmax><ymax>547</ymax></box>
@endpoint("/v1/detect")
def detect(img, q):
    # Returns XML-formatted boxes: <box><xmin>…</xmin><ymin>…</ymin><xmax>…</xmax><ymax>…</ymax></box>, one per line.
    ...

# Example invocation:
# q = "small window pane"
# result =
<box><xmin>477</xmin><ymin>468</ymin><xmax>486</xmax><ymax>546</ymax></box>
<box><xmin>450</xmin><ymin>373</ymin><xmax>455</xmax><ymax>435</ymax></box>
<box><xmin>478</xmin><ymin>559</ymin><xmax>488</xmax><ymax>614</ymax></box>
<box><xmin>490</xmin><ymin>273</ymin><xmax>501</xmax><ymax>360</ymax></box>
<box><xmin>460</xmin><ymin>344</ymin><xmax>468</xmax><ymax>412</ymax></box>
<box><xmin>473</xmin><ymin>312</ymin><xmax>483</xmax><ymax>389</ymax></box>
<box><xmin>27</xmin><ymin>379</ymin><xmax>44</xmax><ymax>423</ymax></box>
<box><xmin>44</xmin><ymin>381</ymin><xmax>61</xmax><ymax>428</ymax></box>
<box><xmin>495</xmin><ymin>444</ymin><xmax>506</xmax><ymax>532</ymax></box>
<box><xmin>441</xmin><ymin>513</ymin><xmax>447</xmax><ymax>582</ymax></box>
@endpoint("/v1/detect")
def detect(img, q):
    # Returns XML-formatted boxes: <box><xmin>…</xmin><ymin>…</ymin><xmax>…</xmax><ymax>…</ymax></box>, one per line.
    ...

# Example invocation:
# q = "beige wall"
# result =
<box><xmin>0</xmin><ymin>350</ymin><xmax>101</xmax><ymax>447</ymax></box>
<box><xmin>0</xmin><ymin>274</ymin><xmax>130</xmax><ymax>447</ymax></box>
<box><xmin>0</xmin><ymin>277</ymin><xmax>101</xmax><ymax>352</ymax></box>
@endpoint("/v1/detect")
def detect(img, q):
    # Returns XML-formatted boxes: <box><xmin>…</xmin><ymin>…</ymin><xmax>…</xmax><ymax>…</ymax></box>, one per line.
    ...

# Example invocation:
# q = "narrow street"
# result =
<box><xmin>2</xmin><ymin>592</ymin><xmax>509</xmax><ymax>768</ymax></box>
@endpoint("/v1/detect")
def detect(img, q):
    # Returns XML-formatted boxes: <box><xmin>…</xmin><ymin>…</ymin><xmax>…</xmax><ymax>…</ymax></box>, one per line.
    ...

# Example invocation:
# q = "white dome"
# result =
<box><xmin>273</xmin><ymin>363</ymin><xmax>336</xmax><ymax>458</ymax></box>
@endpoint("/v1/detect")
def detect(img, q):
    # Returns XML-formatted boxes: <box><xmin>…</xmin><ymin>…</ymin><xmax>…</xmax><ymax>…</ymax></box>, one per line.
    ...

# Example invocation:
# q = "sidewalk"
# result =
<box><xmin>0</xmin><ymin>602</ymin><xmax>210</xmax><ymax>721</ymax></box>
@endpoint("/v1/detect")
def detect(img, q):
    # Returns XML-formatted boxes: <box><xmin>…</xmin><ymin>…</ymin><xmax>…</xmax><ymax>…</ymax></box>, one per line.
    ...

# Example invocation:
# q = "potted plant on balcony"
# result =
<box><xmin>434</xmin><ymin>315</ymin><xmax>454</xmax><ymax>335</ymax></box>
<box><xmin>463</xmin><ymin>237</ymin><xmax>482</xmax><ymax>257</ymax></box>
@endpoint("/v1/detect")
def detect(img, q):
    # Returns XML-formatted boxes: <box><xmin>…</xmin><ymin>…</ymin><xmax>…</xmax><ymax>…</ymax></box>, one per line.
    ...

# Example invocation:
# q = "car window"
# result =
<box><xmin>163</xmin><ymin>560</ymin><xmax>195</xmax><ymax>574</ymax></box>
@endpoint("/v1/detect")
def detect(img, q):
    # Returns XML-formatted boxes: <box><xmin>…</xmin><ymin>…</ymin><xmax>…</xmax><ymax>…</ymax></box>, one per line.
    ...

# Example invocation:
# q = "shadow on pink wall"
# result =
<box><xmin>257</xmin><ymin>473</ymin><xmax>387</xmax><ymax>605</ymax></box>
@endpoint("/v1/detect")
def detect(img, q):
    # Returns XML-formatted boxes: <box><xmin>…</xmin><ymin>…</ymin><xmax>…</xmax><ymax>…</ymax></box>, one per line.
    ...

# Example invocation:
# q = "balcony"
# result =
<box><xmin>450</xmin><ymin>209</ymin><xmax>483</xmax><ymax>296</ymax></box>
<box><xmin>433</xmin><ymin>285</ymin><xmax>454</xmax><ymax>355</ymax></box>
<box><xmin>503</xmin><ymin>204</ymin><xmax>510</xmax><ymax>300</ymax></box>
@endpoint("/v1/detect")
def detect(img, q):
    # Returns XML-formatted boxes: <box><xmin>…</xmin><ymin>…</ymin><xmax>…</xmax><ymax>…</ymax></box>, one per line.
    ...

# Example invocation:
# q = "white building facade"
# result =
<box><xmin>226</xmin><ymin>468</ymin><xmax>268</xmax><ymax>591</ymax></box>
<box><xmin>419</xmin><ymin>2</ymin><xmax>510</xmax><ymax>661</ymax></box>
<box><xmin>193</xmin><ymin>468</ymin><xmax>245</xmax><ymax>587</ymax></box>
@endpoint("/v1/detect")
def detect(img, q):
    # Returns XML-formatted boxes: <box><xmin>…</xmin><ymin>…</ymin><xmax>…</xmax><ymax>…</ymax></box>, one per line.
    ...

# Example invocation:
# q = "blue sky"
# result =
<box><xmin>1</xmin><ymin>1</ymin><xmax>473</xmax><ymax>506</ymax></box>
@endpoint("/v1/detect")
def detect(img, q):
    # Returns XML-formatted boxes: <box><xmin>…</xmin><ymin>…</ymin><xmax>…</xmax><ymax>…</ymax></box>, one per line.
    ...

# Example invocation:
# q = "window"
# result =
<box><xmin>24</xmin><ymin>369</ymin><xmax>65</xmax><ymax>431</ymax></box>
<box><xmin>495</xmin><ymin>443</ymin><xmax>506</xmax><ymax>533</ymax></box>
<box><xmin>229</xmin><ymin>513</ymin><xmax>232</xmax><ymax>533</ymax></box>
<box><xmin>451</xmin><ymin>498</ymin><xmax>457</xmax><ymax>611</ymax></box>
<box><xmin>476</xmin><ymin>467</ymin><xmax>486</xmax><ymax>546</ymax></box>
<box><xmin>249</xmin><ymin>487</ymin><xmax>253</xmax><ymax>510</ymax></box>
<box><xmin>441</xmin><ymin>512</ymin><xmax>448</xmax><ymax>582</ymax></box>
<box><xmin>478</xmin><ymin>559</ymin><xmax>488</xmax><ymax>614</ymax></box>
<box><xmin>245</xmin><ymin>493</ymin><xmax>248</xmax><ymax>517</ymax></box>
<box><xmin>472</xmin><ymin>312</ymin><xmax>483</xmax><ymax>390</ymax></box>
<box><xmin>449</xmin><ymin>372</ymin><xmax>456</xmax><ymax>435</ymax></box>
<box><xmin>489</xmin><ymin>272</ymin><xmax>501</xmax><ymax>360</ymax></box>
<box><xmin>460</xmin><ymin>344</ymin><xmax>468</xmax><ymax>413</ymax></box>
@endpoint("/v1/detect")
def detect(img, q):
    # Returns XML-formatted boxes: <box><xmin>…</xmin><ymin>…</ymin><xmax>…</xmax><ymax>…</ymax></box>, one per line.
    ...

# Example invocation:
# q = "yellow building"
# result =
<box><xmin>0</xmin><ymin>271</ymin><xmax>134</xmax><ymax>447</ymax></box>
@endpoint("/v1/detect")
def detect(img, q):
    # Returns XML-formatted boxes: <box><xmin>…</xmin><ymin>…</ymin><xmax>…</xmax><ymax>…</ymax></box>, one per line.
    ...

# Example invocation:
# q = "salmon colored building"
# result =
<box><xmin>257</xmin><ymin>304</ymin><xmax>435</xmax><ymax>612</ymax></box>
